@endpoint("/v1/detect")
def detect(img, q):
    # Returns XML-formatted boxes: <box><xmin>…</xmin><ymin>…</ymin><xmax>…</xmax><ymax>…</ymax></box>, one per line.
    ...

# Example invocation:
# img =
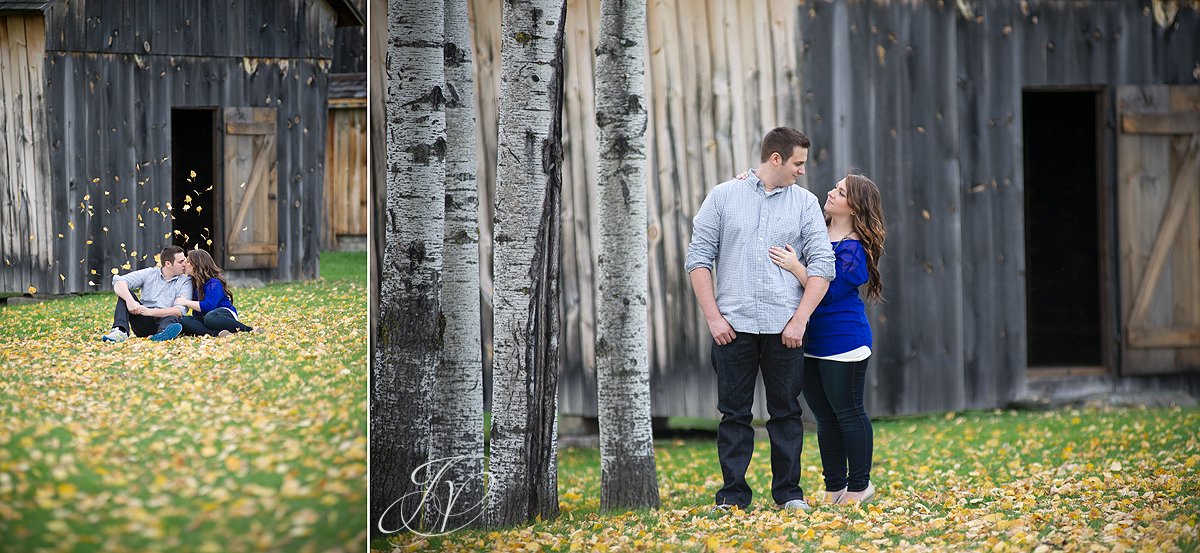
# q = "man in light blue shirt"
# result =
<box><xmin>685</xmin><ymin>127</ymin><xmax>835</xmax><ymax>512</ymax></box>
<box><xmin>100</xmin><ymin>245</ymin><xmax>193</xmax><ymax>342</ymax></box>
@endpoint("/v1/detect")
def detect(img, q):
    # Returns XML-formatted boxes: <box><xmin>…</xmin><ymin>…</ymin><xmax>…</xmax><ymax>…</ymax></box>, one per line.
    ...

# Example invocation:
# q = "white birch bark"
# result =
<box><xmin>594</xmin><ymin>0</ymin><xmax>660</xmax><ymax>511</ymax></box>
<box><xmin>372</xmin><ymin>0</ymin><xmax>446</xmax><ymax>535</ymax></box>
<box><xmin>429</xmin><ymin>0</ymin><xmax>485</xmax><ymax>529</ymax></box>
<box><xmin>486</xmin><ymin>0</ymin><xmax>568</xmax><ymax>528</ymax></box>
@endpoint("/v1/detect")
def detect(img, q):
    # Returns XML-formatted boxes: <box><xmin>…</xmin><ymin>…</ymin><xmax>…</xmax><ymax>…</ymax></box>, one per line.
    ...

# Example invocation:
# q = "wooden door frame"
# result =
<box><xmin>1022</xmin><ymin>85</ymin><xmax>1115</xmax><ymax>378</ymax></box>
<box><xmin>208</xmin><ymin>108</ymin><xmax>225</xmax><ymax>265</ymax></box>
<box><xmin>1097</xmin><ymin>86</ymin><xmax>1119</xmax><ymax>377</ymax></box>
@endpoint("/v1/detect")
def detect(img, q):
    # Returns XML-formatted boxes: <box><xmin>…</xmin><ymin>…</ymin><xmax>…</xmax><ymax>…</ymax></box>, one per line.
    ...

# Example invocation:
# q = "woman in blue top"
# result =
<box><xmin>175</xmin><ymin>249</ymin><xmax>256</xmax><ymax>337</ymax></box>
<box><xmin>769</xmin><ymin>171</ymin><xmax>886</xmax><ymax>506</ymax></box>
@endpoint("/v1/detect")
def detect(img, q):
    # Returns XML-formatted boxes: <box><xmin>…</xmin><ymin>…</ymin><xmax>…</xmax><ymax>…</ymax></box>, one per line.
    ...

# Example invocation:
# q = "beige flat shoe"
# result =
<box><xmin>824</xmin><ymin>487</ymin><xmax>848</xmax><ymax>505</ymax></box>
<box><xmin>838</xmin><ymin>482</ymin><xmax>876</xmax><ymax>505</ymax></box>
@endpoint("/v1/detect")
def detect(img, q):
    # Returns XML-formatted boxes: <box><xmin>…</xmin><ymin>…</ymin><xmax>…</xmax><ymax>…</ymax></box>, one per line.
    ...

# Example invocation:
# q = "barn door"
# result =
<box><xmin>1116</xmin><ymin>86</ymin><xmax>1200</xmax><ymax>375</ymax></box>
<box><xmin>222</xmin><ymin>107</ymin><xmax>279</xmax><ymax>269</ymax></box>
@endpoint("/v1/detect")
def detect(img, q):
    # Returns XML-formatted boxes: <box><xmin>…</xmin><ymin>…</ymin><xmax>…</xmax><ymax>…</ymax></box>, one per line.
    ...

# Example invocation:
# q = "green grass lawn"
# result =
<box><xmin>384</xmin><ymin>406</ymin><xmax>1200</xmax><ymax>552</ymax></box>
<box><xmin>0</xmin><ymin>251</ymin><xmax>367</xmax><ymax>552</ymax></box>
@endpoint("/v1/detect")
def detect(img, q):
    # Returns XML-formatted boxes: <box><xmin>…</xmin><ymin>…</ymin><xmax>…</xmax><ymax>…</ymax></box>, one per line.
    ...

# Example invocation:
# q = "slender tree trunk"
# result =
<box><xmin>429</xmin><ymin>0</ymin><xmax>485</xmax><ymax>529</ymax></box>
<box><xmin>486</xmin><ymin>0</ymin><xmax>568</xmax><ymax>528</ymax></box>
<box><xmin>594</xmin><ymin>0</ymin><xmax>659</xmax><ymax>511</ymax></box>
<box><xmin>372</xmin><ymin>0</ymin><xmax>446</xmax><ymax>535</ymax></box>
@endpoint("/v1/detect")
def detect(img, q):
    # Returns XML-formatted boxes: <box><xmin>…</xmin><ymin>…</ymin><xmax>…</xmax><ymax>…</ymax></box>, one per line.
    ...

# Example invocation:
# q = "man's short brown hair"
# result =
<box><xmin>160</xmin><ymin>245</ymin><xmax>185</xmax><ymax>265</ymax></box>
<box><xmin>760</xmin><ymin>127</ymin><xmax>811</xmax><ymax>163</ymax></box>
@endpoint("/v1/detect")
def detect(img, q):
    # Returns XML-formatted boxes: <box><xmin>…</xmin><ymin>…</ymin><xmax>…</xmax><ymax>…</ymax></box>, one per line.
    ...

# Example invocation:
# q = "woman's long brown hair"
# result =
<box><xmin>187</xmin><ymin>249</ymin><xmax>232</xmax><ymax>304</ymax></box>
<box><xmin>828</xmin><ymin>172</ymin><xmax>886</xmax><ymax>303</ymax></box>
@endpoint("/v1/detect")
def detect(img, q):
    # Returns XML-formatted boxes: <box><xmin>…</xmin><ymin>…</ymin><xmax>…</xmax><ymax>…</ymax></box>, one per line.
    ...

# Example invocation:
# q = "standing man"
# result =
<box><xmin>100</xmin><ymin>245</ymin><xmax>192</xmax><ymax>342</ymax></box>
<box><xmin>685</xmin><ymin>127</ymin><xmax>835</xmax><ymax>511</ymax></box>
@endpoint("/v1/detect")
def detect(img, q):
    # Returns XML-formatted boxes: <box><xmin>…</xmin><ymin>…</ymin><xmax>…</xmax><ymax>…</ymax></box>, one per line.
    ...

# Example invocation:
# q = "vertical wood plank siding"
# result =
<box><xmin>471</xmin><ymin>0</ymin><xmax>805</xmax><ymax>418</ymax></box>
<box><xmin>0</xmin><ymin>15</ymin><xmax>53</xmax><ymax>295</ymax></box>
<box><xmin>800</xmin><ymin>0</ymin><xmax>1200</xmax><ymax>414</ymax></box>
<box><xmin>4</xmin><ymin>1</ymin><xmax>342</xmax><ymax>294</ymax></box>
<box><xmin>426</xmin><ymin>0</ymin><xmax>1200</xmax><ymax>418</ymax></box>
<box><xmin>325</xmin><ymin>103</ymin><xmax>367</xmax><ymax>247</ymax></box>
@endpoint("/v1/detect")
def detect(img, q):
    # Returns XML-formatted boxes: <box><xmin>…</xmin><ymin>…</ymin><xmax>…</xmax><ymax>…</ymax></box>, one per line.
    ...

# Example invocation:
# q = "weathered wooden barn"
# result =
<box><xmin>454</xmin><ymin>0</ymin><xmax>1200</xmax><ymax>419</ymax></box>
<box><xmin>324</xmin><ymin>73</ymin><xmax>367</xmax><ymax>251</ymax></box>
<box><xmin>800</xmin><ymin>0</ymin><xmax>1200</xmax><ymax>415</ymax></box>
<box><xmin>324</xmin><ymin>0</ymin><xmax>367</xmax><ymax>251</ymax></box>
<box><xmin>0</xmin><ymin>0</ymin><xmax>363</xmax><ymax>295</ymax></box>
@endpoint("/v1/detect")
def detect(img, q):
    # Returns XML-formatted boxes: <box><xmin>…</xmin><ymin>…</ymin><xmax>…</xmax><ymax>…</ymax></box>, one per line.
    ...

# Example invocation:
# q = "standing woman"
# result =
<box><xmin>175</xmin><ymin>249</ymin><xmax>256</xmax><ymax>337</ymax></box>
<box><xmin>768</xmin><ymin>171</ymin><xmax>886</xmax><ymax>505</ymax></box>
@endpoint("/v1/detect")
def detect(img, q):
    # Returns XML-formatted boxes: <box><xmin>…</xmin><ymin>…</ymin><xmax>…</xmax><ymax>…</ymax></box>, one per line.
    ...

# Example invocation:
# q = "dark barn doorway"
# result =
<box><xmin>1022</xmin><ymin>90</ymin><xmax>1106</xmax><ymax>369</ymax></box>
<box><xmin>171</xmin><ymin>108</ymin><xmax>220</xmax><ymax>258</ymax></box>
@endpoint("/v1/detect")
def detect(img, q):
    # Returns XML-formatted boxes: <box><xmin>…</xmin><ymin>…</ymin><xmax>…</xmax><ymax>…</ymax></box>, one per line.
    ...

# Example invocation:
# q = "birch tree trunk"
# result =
<box><xmin>372</xmin><ymin>0</ymin><xmax>446</xmax><ymax>534</ymax></box>
<box><xmin>594</xmin><ymin>0</ymin><xmax>660</xmax><ymax>511</ymax></box>
<box><xmin>429</xmin><ymin>0</ymin><xmax>485</xmax><ymax>529</ymax></box>
<box><xmin>486</xmin><ymin>0</ymin><xmax>568</xmax><ymax>528</ymax></box>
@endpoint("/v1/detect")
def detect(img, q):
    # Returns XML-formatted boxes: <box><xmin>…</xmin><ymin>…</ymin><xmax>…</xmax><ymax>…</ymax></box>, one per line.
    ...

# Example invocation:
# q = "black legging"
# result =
<box><xmin>179</xmin><ymin>308</ymin><xmax>254</xmax><ymax>337</ymax></box>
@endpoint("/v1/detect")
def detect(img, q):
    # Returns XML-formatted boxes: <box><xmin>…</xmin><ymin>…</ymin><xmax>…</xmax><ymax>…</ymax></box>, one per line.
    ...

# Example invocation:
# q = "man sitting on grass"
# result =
<box><xmin>100</xmin><ymin>245</ymin><xmax>192</xmax><ymax>342</ymax></box>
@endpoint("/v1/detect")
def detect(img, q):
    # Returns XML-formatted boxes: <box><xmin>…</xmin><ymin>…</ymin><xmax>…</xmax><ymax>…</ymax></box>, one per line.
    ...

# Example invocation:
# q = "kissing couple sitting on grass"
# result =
<box><xmin>101</xmin><ymin>245</ymin><xmax>256</xmax><ymax>342</ymax></box>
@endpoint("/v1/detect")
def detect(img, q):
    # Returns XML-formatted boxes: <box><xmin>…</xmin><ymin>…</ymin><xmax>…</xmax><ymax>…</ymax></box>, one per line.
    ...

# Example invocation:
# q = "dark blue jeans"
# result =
<box><xmin>803</xmin><ymin>356</ymin><xmax>873</xmax><ymax>492</ymax></box>
<box><xmin>712</xmin><ymin>333</ymin><xmax>805</xmax><ymax>507</ymax></box>
<box><xmin>112</xmin><ymin>293</ymin><xmax>180</xmax><ymax>337</ymax></box>
<box><xmin>179</xmin><ymin>308</ymin><xmax>254</xmax><ymax>337</ymax></box>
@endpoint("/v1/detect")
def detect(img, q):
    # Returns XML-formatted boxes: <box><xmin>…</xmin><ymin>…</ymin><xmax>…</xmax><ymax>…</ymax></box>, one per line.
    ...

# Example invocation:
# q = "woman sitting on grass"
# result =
<box><xmin>175</xmin><ymin>249</ymin><xmax>256</xmax><ymax>337</ymax></box>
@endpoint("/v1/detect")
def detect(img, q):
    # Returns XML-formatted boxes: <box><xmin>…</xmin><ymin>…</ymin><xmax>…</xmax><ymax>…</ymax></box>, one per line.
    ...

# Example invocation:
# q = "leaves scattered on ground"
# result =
<box><xmin>386</xmin><ymin>406</ymin><xmax>1200</xmax><ymax>552</ymax></box>
<box><xmin>0</xmin><ymin>252</ymin><xmax>367</xmax><ymax>552</ymax></box>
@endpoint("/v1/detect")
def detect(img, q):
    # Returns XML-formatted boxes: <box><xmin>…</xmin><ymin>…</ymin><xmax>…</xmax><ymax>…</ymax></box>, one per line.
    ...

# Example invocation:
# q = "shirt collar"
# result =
<box><xmin>746</xmin><ymin>169</ymin><xmax>766</xmax><ymax>195</ymax></box>
<box><xmin>747</xmin><ymin>169</ymin><xmax>785</xmax><ymax>197</ymax></box>
<box><xmin>158</xmin><ymin>268</ymin><xmax>185</xmax><ymax>283</ymax></box>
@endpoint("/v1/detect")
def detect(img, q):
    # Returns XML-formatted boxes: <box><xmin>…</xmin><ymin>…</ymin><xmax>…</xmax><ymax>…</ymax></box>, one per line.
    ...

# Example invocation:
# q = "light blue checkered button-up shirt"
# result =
<box><xmin>685</xmin><ymin>171</ymin><xmax>835</xmax><ymax>334</ymax></box>
<box><xmin>112</xmin><ymin>266</ymin><xmax>193</xmax><ymax>317</ymax></box>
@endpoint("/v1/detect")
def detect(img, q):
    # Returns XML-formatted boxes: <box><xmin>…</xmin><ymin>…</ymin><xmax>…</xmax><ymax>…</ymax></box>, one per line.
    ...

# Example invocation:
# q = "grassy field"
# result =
<box><xmin>0</xmin><ymin>251</ymin><xmax>367</xmax><ymax>552</ymax></box>
<box><xmin>386</xmin><ymin>406</ymin><xmax>1200</xmax><ymax>552</ymax></box>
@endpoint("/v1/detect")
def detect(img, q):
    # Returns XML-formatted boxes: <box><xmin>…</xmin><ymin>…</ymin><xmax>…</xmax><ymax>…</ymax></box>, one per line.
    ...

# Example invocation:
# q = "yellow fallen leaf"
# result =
<box><xmin>27</xmin><ymin>286</ymin><xmax>36</xmax><ymax>294</ymax></box>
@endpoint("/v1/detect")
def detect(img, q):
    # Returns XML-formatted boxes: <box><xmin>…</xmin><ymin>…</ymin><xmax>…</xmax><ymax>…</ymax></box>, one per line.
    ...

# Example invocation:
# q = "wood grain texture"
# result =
<box><xmin>451</xmin><ymin>0</ymin><xmax>1200</xmax><ymax>417</ymax></box>
<box><xmin>4</xmin><ymin>1</ymin><xmax>339</xmax><ymax>294</ymax></box>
